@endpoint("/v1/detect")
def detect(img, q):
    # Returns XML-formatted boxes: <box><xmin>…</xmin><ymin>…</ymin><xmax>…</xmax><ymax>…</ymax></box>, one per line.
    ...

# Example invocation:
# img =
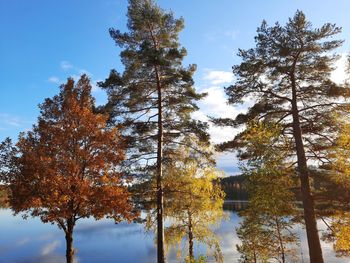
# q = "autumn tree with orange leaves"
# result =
<box><xmin>1</xmin><ymin>75</ymin><xmax>136</xmax><ymax>263</ymax></box>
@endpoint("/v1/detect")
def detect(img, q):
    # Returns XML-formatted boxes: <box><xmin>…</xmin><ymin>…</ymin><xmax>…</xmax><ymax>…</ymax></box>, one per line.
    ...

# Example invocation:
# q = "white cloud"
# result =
<box><xmin>79</xmin><ymin>69</ymin><xmax>92</xmax><ymax>77</ymax></box>
<box><xmin>60</xmin><ymin>61</ymin><xmax>73</xmax><ymax>71</ymax></box>
<box><xmin>16</xmin><ymin>237</ymin><xmax>30</xmax><ymax>246</ymax></box>
<box><xmin>48</xmin><ymin>61</ymin><xmax>107</xmax><ymax>107</ymax></box>
<box><xmin>203</xmin><ymin>70</ymin><xmax>234</xmax><ymax>85</ymax></box>
<box><xmin>91</xmin><ymin>80</ymin><xmax>102</xmax><ymax>93</ymax></box>
<box><xmin>192</xmin><ymin>69</ymin><xmax>251</xmax><ymax>175</ymax></box>
<box><xmin>0</xmin><ymin>113</ymin><xmax>31</xmax><ymax>127</ymax></box>
<box><xmin>200</xmin><ymin>86</ymin><xmax>238</xmax><ymax>118</ymax></box>
<box><xmin>70</xmin><ymin>74</ymin><xmax>81</xmax><ymax>81</ymax></box>
<box><xmin>224</xmin><ymin>30</ymin><xmax>239</xmax><ymax>40</ymax></box>
<box><xmin>331</xmin><ymin>53</ymin><xmax>349</xmax><ymax>84</ymax></box>
<box><xmin>205</xmin><ymin>29</ymin><xmax>239</xmax><ymax>42</ymax></box>
<box><xmin>48</xmin><ymin>76</ymin><xmax>60</xmax><ymax>84</ymax></box>
<box><xmin>91</xmin><ymin>80</ymin><xmax>107</xmax><ymax>106</ymax></box>
<box><xmin>194</xmin><ymin>54</ymin><xmax>350</xmax><ymax>175</ymax></box>
<box><xmin>41</xmin><ymin>240</ymin><xmax>61</xmax><ymax>256</ymax></box>
<box><xmin>195</xmin><ymin>85</ymin><xmax>244</xmax><ymax>143</ymax></box>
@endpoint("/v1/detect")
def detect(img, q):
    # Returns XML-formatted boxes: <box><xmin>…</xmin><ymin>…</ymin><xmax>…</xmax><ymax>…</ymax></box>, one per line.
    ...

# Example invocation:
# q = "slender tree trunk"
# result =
<box><xmin>290</xmin><ymin>73</ymin><xmax>324</xmax><ymax>263</ymax></box>
<box><xmin>156</xmin><ymin>66</ymin><xmax>165</xmax><ymax>263</ymax></box>
<box><xmin>188</xmin><ymin>211</ymin><xmax>194</xmax><ymax>262</ymax></box>
<box><xmin>65</xmin><ymin>220</ymin><xmax>75</xmax><ymax>263</ymax></box>
<box><xmin>274</xmin><ymin>217</ymin><xmax>285</xmax><ymax>263</ymax></box>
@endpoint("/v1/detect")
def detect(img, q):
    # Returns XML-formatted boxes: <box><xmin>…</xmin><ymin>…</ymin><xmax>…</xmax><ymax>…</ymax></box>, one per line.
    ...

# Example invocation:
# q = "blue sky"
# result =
<box><xmin>1</xmin><ymin>0</ymin><xmax>350</xmax><ymax>174</ymax></box>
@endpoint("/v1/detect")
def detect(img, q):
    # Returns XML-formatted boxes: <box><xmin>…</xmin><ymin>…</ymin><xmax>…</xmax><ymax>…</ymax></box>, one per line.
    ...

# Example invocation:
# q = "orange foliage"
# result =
<box><xmin>8</xmin><ymin>75</ymin><xmax>136</xmax><ymax>229</ymax></box>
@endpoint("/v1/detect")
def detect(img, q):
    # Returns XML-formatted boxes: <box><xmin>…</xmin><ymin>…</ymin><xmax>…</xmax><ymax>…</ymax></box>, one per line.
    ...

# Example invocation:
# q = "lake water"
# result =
<box><xmin>0</xmin><ymin>201</ymin><xmax>348</xmax><ymax>263</ymax></box>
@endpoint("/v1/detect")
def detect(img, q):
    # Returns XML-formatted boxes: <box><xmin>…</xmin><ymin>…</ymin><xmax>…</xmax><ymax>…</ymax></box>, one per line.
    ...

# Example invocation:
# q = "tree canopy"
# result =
<box><xmin>213</xmin><ymin>10</ymin><xmax>350</xmax><ymax>262</ymax></box>
<box><xmin>99</xmin><ymin>1</ymin><xmax>211</xmax><ymax>261</ymax></box>
<box><xmin>2</xmin><ymin>75</ymin><xmax>136</xmax><ymax>263</ymax></box>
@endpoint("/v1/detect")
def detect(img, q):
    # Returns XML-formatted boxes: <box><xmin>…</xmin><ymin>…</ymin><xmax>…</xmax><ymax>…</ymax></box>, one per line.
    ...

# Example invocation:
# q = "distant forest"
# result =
<box><xmin>219</xmin><ymin>175</ymin><xmax>248</xmax><ymax>200</ymax></box>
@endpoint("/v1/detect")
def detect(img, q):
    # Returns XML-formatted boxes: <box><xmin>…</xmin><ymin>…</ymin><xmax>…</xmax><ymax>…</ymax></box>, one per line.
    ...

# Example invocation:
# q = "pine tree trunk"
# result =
<box><xmin>188</xmin><ymin>211</ymin><xmax>194</xmax><ymax>262</ymax></box>
<box><xmin>291</xmin><ymin>74</ymin><xmax>324</xmax><ymax>263</ymax></box>
<box><xmin>148</xmin><ymin>23</ymin><xmax>165</xmax><ymax>263</ymax></box>
<box><xmin>156</xmin><ymin>67</ymin><xmax>165</xmax><ymax>263</ymax></box>
<box><xmin>65</xmin><ymin>220</ymin><xmax>74</xmax><ymax>263</ymax></box>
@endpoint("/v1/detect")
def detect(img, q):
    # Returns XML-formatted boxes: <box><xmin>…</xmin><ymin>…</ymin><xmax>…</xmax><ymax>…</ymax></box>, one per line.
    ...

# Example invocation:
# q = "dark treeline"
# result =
<box><xmin>219</xmin><ymin>175</ymin><xmax>248</xmax><ymax>200</ymax></box>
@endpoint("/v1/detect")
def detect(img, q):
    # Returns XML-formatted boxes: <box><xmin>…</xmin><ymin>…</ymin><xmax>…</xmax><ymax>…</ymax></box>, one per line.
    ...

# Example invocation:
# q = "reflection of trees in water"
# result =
<box><xmin>146</xmin><ymin>150</ymin><xmax>226</xmax><ymax>263</ymax></box>
<box><xmin>223</xmin><ymin>201</ymin><xmax>248</xmax><ymax>212</ymax></box>
<box><xmin>220</xmin><ymin>175</ymin><xmax>248</xmax><ymax>200</ymax></box>
<box><xmin>321</xmin><ymin>213</ymin><xmax>350</xmax><ymax>257</ymax></box>
<box><xmin>234</xmin><ymin>122</ymin><xmax>300</xmax><ymax>262</ymax></box>
<box><xmin>316</xmin><ymin>174</ymin><xmax>350</xmax><ymax>258</ymax></box>
<box><xmin>165</xmin><ymin>163</ymin><xmax>225</xmax><ymax>263</ymax></box>
<box><xmin>236</xmin><ymin>175</ymin><xmax>299</xmax><ymax>263</ymax></box>
<box><xmin>236</xmin><ymin>209</ymin><xmax>299</xmax><ymax>263</ymax></box>
<box><xmin>316</xmin><ymin>122</ymin><xmax>350</xmax><ymax>258</ymax></box>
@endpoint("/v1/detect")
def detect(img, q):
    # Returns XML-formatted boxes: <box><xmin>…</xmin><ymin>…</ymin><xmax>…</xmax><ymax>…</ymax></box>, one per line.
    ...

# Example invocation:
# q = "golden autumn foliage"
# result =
<box><xmin>5</xmin><ymin>75</ymin><xmax>136</xmax><ymax>262</ymax></box>
<box><xmin>143</xmin><ymin>145</ymin><xmax>224</xmax><ymax>262</ymax></box>
<box><xmin>321</xmin><ymin>212</ymin><xmax>350</xmax><ymax>257</ymax></box>
<box><xmin>237</xmin><ymin>121</ymin><xmax>299</xmax><ymax>263</ymax></box>
<box><xmin>162</xmin><ymin>147</ymin><xmax>225</xmax><ymax>262</ymax></box>
<box><xmin>320</xmin><ymin>121</ymin><xmax>350</xmax><ymax>257</ymax></box>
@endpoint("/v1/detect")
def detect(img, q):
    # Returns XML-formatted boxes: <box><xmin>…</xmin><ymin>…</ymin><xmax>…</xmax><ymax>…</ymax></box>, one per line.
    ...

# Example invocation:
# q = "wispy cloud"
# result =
<box><xmin>79</xmin><ymin>69</ymin><xmax>92</xmax><ymax>76</ymax></box>
<box><xmin>223</xmin><ymin>30</ymin><xmax>239</xmax><ymax>40</ymax></box>
<box><xmin>91</xmin><ymin>80</ymin><xmax>103</xmax><ymax>93</ymax></box>
<box><xmin>0</xmin><ymin>113</ymin><xmax>32</xmax><ymax>128</ymax></box>
<box><xmin>48</xmin><ymin>61</ymin><xmax>106</xmax><ymax>106</ymax></box>
<box><xmin>205</xmin><ymin>29</ymin><xmax>239</xmax><ymax>43</ymax></box>
<box><xmin>59</xmin><ymin>61</ymin><xmax>92</xmax><ymax>77</ymax></box>
<box><xmin>41</xmin><ymin>240</ymin><xmax>61</xmax><ymax>256</ymax></box>
<box><xmin>196</xmin><ymin>54</ymin><xmax>350</xmax><ymax>175</ymax></box>
<box><xmin>195</xmin><ymin>70</ymin><xmax>242</xmax><ymax>146</ymax></box>
<box><xmin>203</xmin><ymin>70</ymin><xmax>234</xmax><ymax>85</ymax></box>
<box><xmin>48</xmin><ymin>76</ymin><xmax>60</xmax><ymax>84</ymax></box>
<box><xmin>16</xmin><ymin>237</ymin><xmax>30</xmax><ymax>246</ymax></box>
<box><xmin>331</xmin><ymin>53</ymin><xmax>349</xmax><ymax>84</ymax></box>
<box><xmin>193</xmin><ymin>70</ymin><xmax>246</xmax><ymax>175</ymax></box>
<box><xmin>90</xmin><ymin>79</ymin><xmax>107</xmax><ymax>106</ymax></box>
<box><xmin>60</xmin><ymin>61</ymin><xmax>73</xmax><ymax>71</ymax></box>
<box><xmin>193</xmin><ymin>86</ymin><xmax>240</xmax><ymax>146</ymax></box>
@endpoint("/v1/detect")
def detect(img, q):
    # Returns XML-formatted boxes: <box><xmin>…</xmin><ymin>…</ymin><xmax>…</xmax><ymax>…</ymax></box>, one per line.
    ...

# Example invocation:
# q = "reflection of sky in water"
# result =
<box><xmin>0</xmin><ymin>206</ymin><xmax>349</xmax><ymax>263</ymax></box>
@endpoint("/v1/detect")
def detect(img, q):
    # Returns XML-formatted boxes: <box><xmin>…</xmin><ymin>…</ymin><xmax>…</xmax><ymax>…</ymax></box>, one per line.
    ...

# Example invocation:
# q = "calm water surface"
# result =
<box><xmin>0</xmin><ymin>201</ymin><xmax>348</xmax><ymax>263</ymax></box>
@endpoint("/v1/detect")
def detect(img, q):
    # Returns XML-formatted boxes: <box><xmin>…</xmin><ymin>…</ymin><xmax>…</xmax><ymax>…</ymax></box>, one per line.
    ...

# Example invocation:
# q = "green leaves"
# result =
<box><xmin>214</xmin><ymin>10</ymin><xmax>350</xmax><ymax>175</ymax></box>
<box><xmin>101</xmin><ymin>0</ymin><xmax>210</xmax><ymax>174</ymax></box>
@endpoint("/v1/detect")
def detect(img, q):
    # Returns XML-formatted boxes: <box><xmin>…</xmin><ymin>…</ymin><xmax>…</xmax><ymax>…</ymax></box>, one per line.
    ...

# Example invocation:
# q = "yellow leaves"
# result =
<box><xmin>323</xmin><ymin>213</ymin><xmax>350</xmax><ymax>256</ymax></box>
<box><xmin>237</xmin><ymin>119</ymin><xmax>299</xmax><ymax>261</ymax></box>
<box><xmin>159</xmin><ymin>146</ymin><xmax>225</xmax><ymax>260</ymax></box>
<box><xmin>239</xmin><ymin>120</ymin><xmax>291</xmax><ymax>170</ymax></box>
<box><xmin>335</xmin><ymin>224</ymin><xmax>350</xmax><ymax>254</ymax></box>
<box><xmin>331</xmin><ymin>122</ymin><xmax>350</xmax><ymax>176</ymax></box>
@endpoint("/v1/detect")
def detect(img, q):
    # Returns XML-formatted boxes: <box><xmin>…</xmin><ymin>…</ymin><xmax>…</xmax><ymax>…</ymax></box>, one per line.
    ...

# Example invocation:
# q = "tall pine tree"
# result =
<box><xmin>214</xmin><ymin>11</ymin><xmax>350</xmax><ymax>262</ymax></box>
<box><xmin>99</xmin><ymin>1</ymin><xmax>210</xmax><ymax>262</ymax></box>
